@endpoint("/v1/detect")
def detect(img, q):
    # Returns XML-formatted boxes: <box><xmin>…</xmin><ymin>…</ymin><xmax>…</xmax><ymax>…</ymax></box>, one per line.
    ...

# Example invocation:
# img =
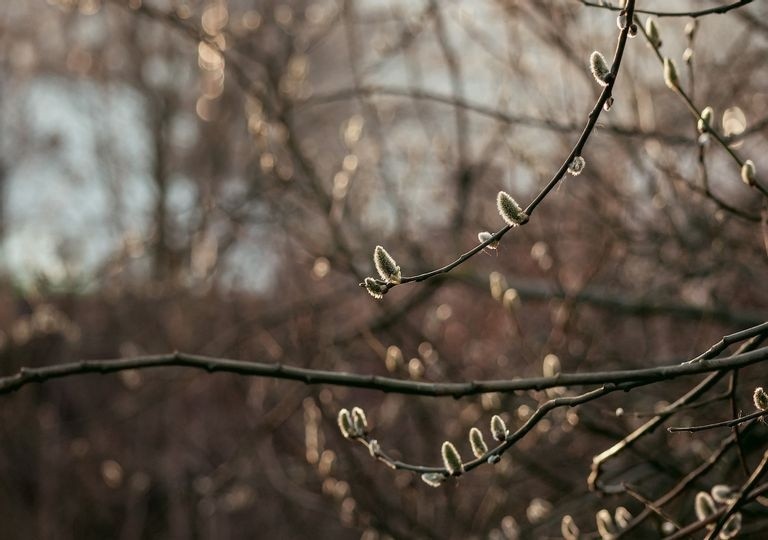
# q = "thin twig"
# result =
<box><xmin>687</xmin><ymin>321</ymin><xmax>768</xmax><ymax>363</ymax></box>
<box><xmin>668</xmin><ymin>407</ymin><xmax>768</xmax><ymax>433</ymax></box>
<box><xmin>359</xmin><ymin>0</ymin><xmax>636</xmax><ymax>293</ymax></box>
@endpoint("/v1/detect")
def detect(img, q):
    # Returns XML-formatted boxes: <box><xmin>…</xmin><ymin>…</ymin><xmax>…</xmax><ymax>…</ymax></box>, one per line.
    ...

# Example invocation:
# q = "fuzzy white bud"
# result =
<box><xmin>373</xmin><ymin>245</ymin><xmax>401</xmax><ymax>283</ymax></box>
<box><xmin>596</xmin><ymin>509</ymin><xmax>618</xmax><ymax>540</ymax></box>
<box><xmin>478</xmin><ymin>231</ymin><xmax>499</xmax><ymax>249</ymax></box>
<box><xmin>490</xmin><ymin>414</ymin><xmax>508</xmax><ymax>442</ymax></box>
<box><xmin>741</xmin><ymin>160</ymin><xmax>756</xmax><ymax>187</ymax></box>
<box><xmin>754</xmin><ymin>386</ymin><xmax>768</xmax><ymax>410</ymax></box>
<box><xmin>568</xmin><ymin>156</ymin><xmax>586</xmax><ymax>176</ymax></box>
<box><xmin>614</xmin><ymin>507</ymin><xmax>631</xmax><ymax>529</ymax></box>
<box><xmin>385</xmin><ymin>345</ymin><xmax>402</xmax><ymax>373</ymax></box>
<box><xmin>469</xmin><ymin>427</ymin><xmax>488</xmax><ymax>458</ymax></box>
<box><xmin>590</xmin><ymin>51</ymin><xmax>611</xmax><ymax>86</ymax></box>
<box><xmin>337</xmin><ymin>408</ymin><xmax>353</xmax><ymax>438</ymax></box>
<box><xmin>694</xmin><ymin>491</ymin><xmax>717</xmax><ymax>521</ymax></box>
<box><xmin>616</xmin><ymin>12</ymin><xmax>627</xmax><ymax>30</ymax></box>
<box><xmin>496</xmin><ymin>191</ymin><xmax>527</xmax><ymax>226</ymax></box>
<box><xmin>645</xmin><ymin>18</ymin><xmax>661</xmax><ymax>48</ymax></box>
<box><xmin>421</xmin><ymin>472</ymin><xmax>446</xmax><ymax>487</ymax></box>
<box><xmin>720</xmin><ymin>512</ymin><xmax>742</xmax><ymax>539</ymax></box>
<box><xmin>711</xmin><ymin>485</ymin><xmax>737</xmax><ymax>504</ymax></box>
<box><xmin>368</xmin><ymin>439</ymin><xmax>380</xmax><ymax>457</ymax></box>
<box><xmin>561</xmin><ymin>515</ymin><xmax>580</xmax><ymax>540</ymax></box>
<box><xmin>364</xmin><ymin>277</ymin><xmax>386</xmax><ymax>300</ymax></box>
<box><xmin>441</xmin><ymin>441</ymin><xmax>464</xmax><ymax>475</ymax></box>
<box><xmin>685</xmin><ymin>20</ymin><xmax>697</xmax><ymax>39</ymax></box>
<box><xmin>502</xmin><ymin>288</ymin><xmax>520</xmax><ymax>312</ymax></box>
<box><xmin>698</xmin><ymin>106</ymin><xmax>714</xmax><ymax>133</ymax></box>
<box><xmin>351</xmin><ymin>406</ymin><xmax>368</xmax><ymax>434</ymax></box>
<box><xmin>542</xmin><ymin>354</ymin><xmax>561</xmax><ymax>378</ymax></box>
<box><xmin>663</xmin><ymin>58</ymin><xmax>679</xmax><ymax>90</ymax></box>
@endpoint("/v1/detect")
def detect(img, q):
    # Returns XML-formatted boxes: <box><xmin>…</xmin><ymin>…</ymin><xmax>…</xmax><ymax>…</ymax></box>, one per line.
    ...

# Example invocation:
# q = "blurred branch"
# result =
<box><xmin>580</xmin><ymin>0</ymin><xmax>754</xmax><ymax>18</ymax></box>
<box><xmin>302</xmin><ymin>85</ymin><xmax>692</xmax><ymax>144</ymax></box>
<box><xmin>461</xmin><ymin>273</ymin><xmax>765</xmax><ymax>326</ymax></box>
<box><xmin>637</xmin><ymin>13</ymin><xmax>768</xmax><ymax>199</ymax></box>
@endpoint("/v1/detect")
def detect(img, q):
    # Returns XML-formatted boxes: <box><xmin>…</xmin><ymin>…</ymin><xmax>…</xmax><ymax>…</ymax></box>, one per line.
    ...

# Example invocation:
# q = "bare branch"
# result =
<box><xmin>668</xmin><ymin>407</ymin><xmax>768</xmax><ymax>433</ymax></box>
<box><xmin>1</xmin><ymin>341</ymin><xmax>766</xmax><ymax>398</ymax></box>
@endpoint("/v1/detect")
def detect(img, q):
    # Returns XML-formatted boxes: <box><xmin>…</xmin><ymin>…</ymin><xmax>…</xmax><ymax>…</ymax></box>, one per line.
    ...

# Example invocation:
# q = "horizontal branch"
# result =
<box><xmin>300</xmin><ymin>85</ymin><xmax>692</xmax><ymax>144</ymax></box>
<box><xmin>460</xmin><ymin>274</ymin><xmax>764</xmax><ymax>327</ymax></box>
<box><xmin>1</xmin><ymin>343</ymin><xmax>767</xmax><ymax>398</ymax></box>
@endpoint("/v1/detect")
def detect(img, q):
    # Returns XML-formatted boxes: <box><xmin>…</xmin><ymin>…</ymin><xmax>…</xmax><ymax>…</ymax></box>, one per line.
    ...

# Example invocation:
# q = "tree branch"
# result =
<box><xmin>589</xmin><ymin>329</ymin><xmax>768</xmax><ymax>493</ymax></box>
<box><xmin>668</xmin><ymin>407</ymin><xmax>768</xmax><ymax>433</ymax></box>
<box><xmin>1</xmin><ymin>338</ymin><xmax>766</xmax><ymax>398</ymax></box>
<box><xmin>362</xmin><ymin>0</ymin><xmax>636</xmax><ymax>293</ymax></box>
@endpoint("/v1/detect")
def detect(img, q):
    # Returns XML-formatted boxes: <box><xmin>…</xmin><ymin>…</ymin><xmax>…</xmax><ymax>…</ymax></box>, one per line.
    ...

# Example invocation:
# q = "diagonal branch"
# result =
<box><xmin>362</xmin><ymin>0</ymin><xmax>637</xmax><ymax>293</ymax></box>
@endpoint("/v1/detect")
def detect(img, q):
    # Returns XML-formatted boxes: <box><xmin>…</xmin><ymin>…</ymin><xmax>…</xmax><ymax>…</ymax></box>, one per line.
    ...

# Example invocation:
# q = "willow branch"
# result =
<box><xmin>2</xmin><ymin>343</ymin><xmax>767</xmax><ymax>398</ymax></box>
<box><xmin>300</xmin><ymin>85</ymin><xmax>690</xmax><ymax>144</ymax></box>
<box><xmin>360</xmin><ymin>0</ymin><xmax>636</xmax><ymax>293</ymax></box>
<box><xmin>352</xmin><ymin>384</ymin><xmax>620</xmax><ymax>475</ymax></box>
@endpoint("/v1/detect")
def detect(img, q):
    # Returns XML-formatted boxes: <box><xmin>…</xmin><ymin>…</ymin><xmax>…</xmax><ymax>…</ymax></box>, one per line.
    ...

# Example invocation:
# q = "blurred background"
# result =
<box><xmin>0</xmin><ymin>0</ymin><xmax>767</xmax><ymax>538</ymax></box>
